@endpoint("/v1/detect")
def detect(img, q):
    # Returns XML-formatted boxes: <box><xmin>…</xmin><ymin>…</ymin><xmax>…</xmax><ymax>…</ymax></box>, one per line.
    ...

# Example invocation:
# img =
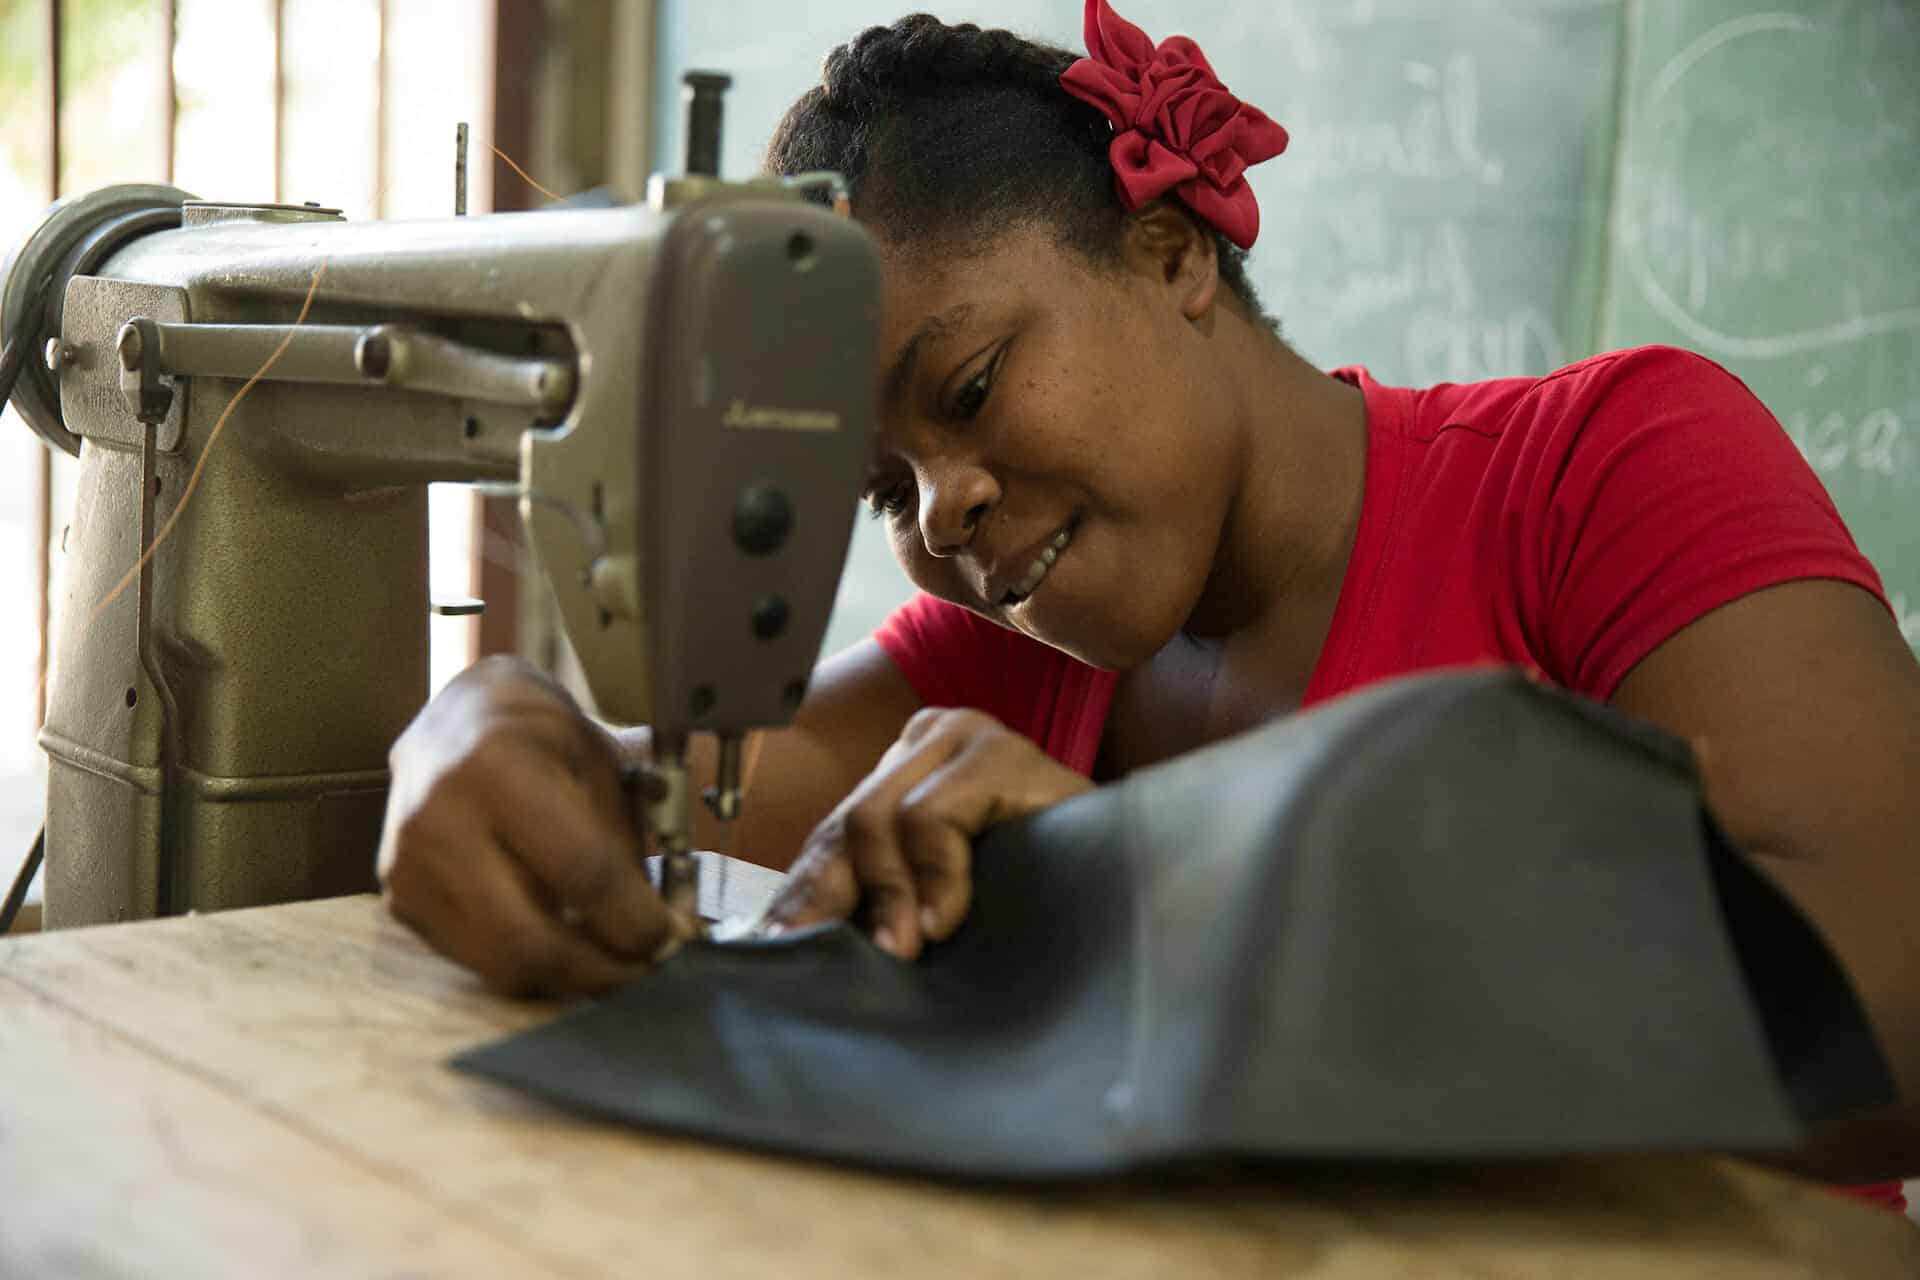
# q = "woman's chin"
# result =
<box><xmin>1017</xmin><ymin>598</ymin><xmax>1175</xmax><ymax>673</ymax></box>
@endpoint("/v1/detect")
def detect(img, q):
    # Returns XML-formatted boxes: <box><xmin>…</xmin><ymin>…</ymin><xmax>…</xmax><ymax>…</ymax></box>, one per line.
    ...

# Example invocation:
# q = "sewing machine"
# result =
<box><xmin>0</xmin><ymin>80</ymin><xmax>879</xmax><ymax>929</ymax></box>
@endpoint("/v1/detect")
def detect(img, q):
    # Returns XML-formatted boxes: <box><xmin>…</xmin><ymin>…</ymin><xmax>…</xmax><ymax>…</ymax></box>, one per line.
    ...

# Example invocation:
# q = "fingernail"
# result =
<box><xmin>874</xmin><ymin>925</ymin><xmax>898</xmax><ymax>955</ymax></box>
<box><xmin>650</xmin><ymin>933</ymin><xmax>684</xmax><ymax>966</ymax></box>
<box><xmin>919</xmin><ymin>906</ymin><xmax>940</xmax><ymax>939</ymax></box>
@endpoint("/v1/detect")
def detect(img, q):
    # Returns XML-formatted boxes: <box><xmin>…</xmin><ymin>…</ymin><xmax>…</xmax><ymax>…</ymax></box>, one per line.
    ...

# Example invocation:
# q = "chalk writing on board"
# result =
<box><xmin>1625</xmin><ymin>206</ymin><xmax>1920</xmax><ymax>360</ymax></box>
<box><xmin>1301</xmin><ymin>212</ymin><xmax>1569</xmax><ymax>382</ymax></box>
<box><xmin>1642</xmin><ymin>11</ymin><xmax>1815</xmax><ymax>107</ymax></box>
<box><xmin>1326</xmin><ymin>221</ymin><xmax>1475</xmax><ymax>325</ymax></box>
<box><xmin>1783</xmin><ymin>406</ymin><xmax>1906</xmax><ymax>480</ymax></box>
<box><xmin>1405</xmin><ymin>306</ymin><xmax>1566</xmax><ymax>386</ymax></box>
<box><xmin>1287</xmin><ymin>53</ymin><xmax>1505</xmax><ymax>188</ymax></box>
<box><xmin>1620</xmin><ymin>8</ymin><xmax>1920</xmax><ymax>359</ymax></box>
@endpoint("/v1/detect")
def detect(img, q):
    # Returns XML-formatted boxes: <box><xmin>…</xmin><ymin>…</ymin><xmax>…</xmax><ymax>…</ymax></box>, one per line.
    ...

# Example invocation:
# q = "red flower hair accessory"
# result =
<box><xmin>1059</xmin><ymin>0</ymin><xmax>1289</xmax><ymax>251</ymax></box>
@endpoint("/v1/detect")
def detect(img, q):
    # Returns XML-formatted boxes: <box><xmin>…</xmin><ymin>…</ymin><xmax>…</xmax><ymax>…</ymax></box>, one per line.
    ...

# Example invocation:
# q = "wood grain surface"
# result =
<box><xmin>1</xmin><ymin>892</ymin><xmax>1914</xmax><ymax>1279</ymax></box>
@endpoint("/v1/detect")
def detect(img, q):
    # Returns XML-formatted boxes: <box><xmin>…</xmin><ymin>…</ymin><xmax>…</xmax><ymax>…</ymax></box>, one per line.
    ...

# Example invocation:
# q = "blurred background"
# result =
<box><xmin>2</xmin><ymin>1</ymin><xmax>1915</xmax><ymax>935</ymax></box>
<box><xmin>1</xmin><ymin>0</ymin><xmax>506</xmax><ymax>910</ymax></box>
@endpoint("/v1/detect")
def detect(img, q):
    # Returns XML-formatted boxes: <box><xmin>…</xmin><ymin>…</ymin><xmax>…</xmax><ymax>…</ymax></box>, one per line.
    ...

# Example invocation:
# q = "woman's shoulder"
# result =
<box><xmin>1374</xmin><ymin>345</ymin><xmax>1779</xmax><ymax>463</ymax></box>
<box><xmin>1528</xmin><ymin>344</ymin><xmax>1755</xmax><ymax>405</ymax></box>
<box><xmin>1408</xmin><ymin>344</ymin><xmax>1750</xmax><ymax>425</ymax></box>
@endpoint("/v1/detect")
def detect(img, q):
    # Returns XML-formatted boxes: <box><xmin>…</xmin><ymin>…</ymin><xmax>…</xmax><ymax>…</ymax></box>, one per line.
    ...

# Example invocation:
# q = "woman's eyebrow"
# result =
<box><xmin>883</xmin><ymin>303</ymin><xmax>976</xmax><ymax>408</ymax></box>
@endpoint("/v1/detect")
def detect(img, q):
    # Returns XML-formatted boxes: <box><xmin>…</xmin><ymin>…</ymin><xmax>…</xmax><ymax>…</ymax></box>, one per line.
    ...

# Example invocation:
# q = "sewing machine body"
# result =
<box><xmin>4</xmin><ymin>177</ymin><xmax>880</xmax><ymax>927</ymax></box>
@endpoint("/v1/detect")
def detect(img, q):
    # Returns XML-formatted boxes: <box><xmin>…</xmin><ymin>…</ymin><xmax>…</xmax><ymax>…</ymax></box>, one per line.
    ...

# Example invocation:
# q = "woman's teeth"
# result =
<box><xmin>1006</xmin><ymin>525</ymin><xmax>1074</xmax><ymax>604</ymax></box>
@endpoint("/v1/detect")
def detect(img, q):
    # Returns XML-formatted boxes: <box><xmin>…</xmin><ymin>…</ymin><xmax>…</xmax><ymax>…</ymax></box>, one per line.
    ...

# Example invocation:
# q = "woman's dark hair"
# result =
<box><xmin>766</xmin><ymin>14</ymin><xmax>1274</xmax><ymax>328</ymax></box>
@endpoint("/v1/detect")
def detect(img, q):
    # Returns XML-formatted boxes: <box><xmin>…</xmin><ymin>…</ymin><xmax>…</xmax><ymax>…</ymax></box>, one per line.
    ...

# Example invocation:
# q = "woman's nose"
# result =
<box><xmin>917</xmin><ymin>462</ymin><xmax>999</xmax><ymax>558</ymax></box>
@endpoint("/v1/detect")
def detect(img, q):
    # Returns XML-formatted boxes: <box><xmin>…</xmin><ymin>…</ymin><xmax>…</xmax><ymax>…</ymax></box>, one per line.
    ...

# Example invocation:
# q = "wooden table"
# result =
<box><xmin>2</xmin><ymin>895</ymin><xmax>1915</xmax><ymax>1279</ymax></box>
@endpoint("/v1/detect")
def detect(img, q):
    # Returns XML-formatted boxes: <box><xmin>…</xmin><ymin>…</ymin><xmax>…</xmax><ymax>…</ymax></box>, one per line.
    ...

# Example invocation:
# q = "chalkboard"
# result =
<box><xmin>655</xmin><ymin>0</ymin><xmax>1917</xmax><ymax>659</ymax></box>
<box><xmin>1603</xmin><ymin>0</ymin><xmax>1920</xmax><ymax>650</ymax></box>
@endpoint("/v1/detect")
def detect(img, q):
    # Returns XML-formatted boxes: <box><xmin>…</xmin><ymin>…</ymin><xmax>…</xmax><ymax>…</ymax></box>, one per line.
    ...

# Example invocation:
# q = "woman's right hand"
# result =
<box><xmin>377</xmin><ymin>655</ymin><xmax>693</xmax><ymax>996</ymax></box>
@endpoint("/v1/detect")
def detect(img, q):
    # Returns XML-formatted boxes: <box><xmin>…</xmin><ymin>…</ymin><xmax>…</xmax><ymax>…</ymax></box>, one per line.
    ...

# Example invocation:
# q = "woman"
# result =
<box><xmin>378</xmin><ymin>3</ymin><xmax>1918</xmax><ymax>1185</ymax></box>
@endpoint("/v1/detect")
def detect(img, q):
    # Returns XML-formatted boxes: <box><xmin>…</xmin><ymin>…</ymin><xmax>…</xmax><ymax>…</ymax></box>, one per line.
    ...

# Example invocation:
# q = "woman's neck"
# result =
<box><xmin>1183</xmin><ymin>330</ymin><xmax>1369</xmax><ymax>657</ymax></box>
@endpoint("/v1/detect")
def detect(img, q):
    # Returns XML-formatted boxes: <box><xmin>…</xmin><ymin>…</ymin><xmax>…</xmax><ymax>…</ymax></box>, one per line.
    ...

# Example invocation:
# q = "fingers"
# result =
<box><xmin>765</xmin><ymin>797</ymin><xmax>929</xmax><ymax>956</ymax></box>
<box><xmin>888</xmin><ymin>731</ymin><xmax>1065</xmax><ymax>944</ymax></box>
<box><xmin>764</xmin><ymin>708</ymin><xmax>1093</xmax><ymax>960</ymax></box>
<box><xmin>760</xmin><ymin>837</ymin><xmax>860</xmax><ymax>931</ymax></box>
<box><xmin>489</xmin><ymin>753</ymin><xmax>688</xmax><ymax>963</ymax></box>
<box><xmin>762</xmin><ymin>727</ymin><xmax>962</xmax><ymax>955</ymax></box>
<box><xmin>379</xmin><ymin>658</ymin><xmax>687</xmax><ymax>997</ymax></box>
<box><xmin>843</xmin><ymin>799</ymin><xmax>930</xmax><ymax>958</ymax></box>
<box><xmin>381</xmin><ymin>806</ymin><xmax>643</xmax><ymax>996</ymax></box>
<box><xmin>894</xmin><ymin>776</ymin><xmax>976</xmax><ymax>944</ymax></box>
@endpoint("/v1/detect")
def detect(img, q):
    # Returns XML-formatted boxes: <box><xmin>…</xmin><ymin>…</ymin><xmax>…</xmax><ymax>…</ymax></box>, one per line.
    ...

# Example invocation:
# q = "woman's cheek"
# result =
<box><xmin>888</xmin><ymin>523</ymin><xmax>948</xmax><ymax>597</ymax></box>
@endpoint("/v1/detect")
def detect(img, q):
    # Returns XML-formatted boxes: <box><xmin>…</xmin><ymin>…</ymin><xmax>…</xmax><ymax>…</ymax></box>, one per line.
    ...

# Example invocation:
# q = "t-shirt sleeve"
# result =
<box><xmin>871</xmin><ymin>592</ymin><xmax>1005</xmax><ymax>713</ymax></box>
<box><xmin>1532</xmin><ymin>346</ymin><xmax>1888</xmax><ymax>699</ymax></box>
<box><xmin>871</xmin><ymin>592</ymin><xmax>1118</xmax><ymax>775</ymax></box>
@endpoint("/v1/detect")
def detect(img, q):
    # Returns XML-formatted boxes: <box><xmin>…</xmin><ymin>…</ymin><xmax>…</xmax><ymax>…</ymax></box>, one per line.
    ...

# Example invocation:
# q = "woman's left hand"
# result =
<box><xmin>760</xmin><ymin>707</ymin><xmax>1093</xmax><ymax>959</ymax></box>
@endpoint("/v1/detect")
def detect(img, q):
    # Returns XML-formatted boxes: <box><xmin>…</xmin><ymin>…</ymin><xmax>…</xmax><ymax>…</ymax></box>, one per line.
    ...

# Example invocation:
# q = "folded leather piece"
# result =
<box><xmin>453</xmin><ymin>671</ymin><xmax>1893</xmax><ymax>1178</ymax></box>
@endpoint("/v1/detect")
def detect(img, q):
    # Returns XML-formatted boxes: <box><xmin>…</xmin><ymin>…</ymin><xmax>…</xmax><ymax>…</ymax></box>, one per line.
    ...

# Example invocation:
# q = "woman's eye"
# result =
<box><xmin>950</xmin><ymin>347</ymin><xmax>1002</xmax><ymax>420</ymax></box>
<box><xmin>866</xmin><ymin>483</ymin><xmax>914</xmax><ymax>521</ymax></box>
<box><xmin>953</xmin><ymin>371</ymin><xmax>990</xmax><ymax>420</ymax></box>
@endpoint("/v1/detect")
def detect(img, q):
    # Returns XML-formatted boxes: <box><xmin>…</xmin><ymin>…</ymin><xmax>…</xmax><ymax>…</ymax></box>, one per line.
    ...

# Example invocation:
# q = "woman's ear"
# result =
<box><xmin>1123</xmin><ymin>203</ymin><xmax>1220</xmax><ymax>324</ymax></box>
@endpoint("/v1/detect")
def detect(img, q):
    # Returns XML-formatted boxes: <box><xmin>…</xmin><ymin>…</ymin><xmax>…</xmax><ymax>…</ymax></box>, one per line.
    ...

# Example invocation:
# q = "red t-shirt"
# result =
<box><xmin>874</xmin><ymin>346</ymin><xmax>1899</xmax><ymax>1208</ymax></box>
<box><xmin>875</xmin><ymin>345</ymin><xmax>1888</xmax><ymax>775</ymax></box>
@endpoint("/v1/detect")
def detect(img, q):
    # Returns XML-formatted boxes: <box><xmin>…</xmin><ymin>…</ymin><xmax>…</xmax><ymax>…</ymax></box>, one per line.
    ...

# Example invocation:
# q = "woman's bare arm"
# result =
<box><xmin>1612</xmin><ymin>579</ymin><xmax>1920</xmax><ymax>1180</ymax></box>
<box><xmin>379</xmin><ymin>639</ymin><xmax>921</xmax><ymax>994</ymax></box>
<box><xmin>613</xmin><ymin>638</ymin><xmax>925</xmax><ymax>870</ymax></box>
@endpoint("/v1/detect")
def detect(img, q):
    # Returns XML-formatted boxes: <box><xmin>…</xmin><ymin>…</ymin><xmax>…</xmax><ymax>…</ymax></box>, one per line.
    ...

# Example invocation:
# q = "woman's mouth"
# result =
<box><xmin>1001</xmin><ymin>519</ymin><xmax>1077</xmax><ymax>608</ymax></box>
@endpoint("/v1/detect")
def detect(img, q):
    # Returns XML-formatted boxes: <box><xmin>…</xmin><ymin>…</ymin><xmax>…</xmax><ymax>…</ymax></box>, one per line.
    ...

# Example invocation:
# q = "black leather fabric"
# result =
<box><xmin>453</xmin><ymin>671</ymin><xmax>1893</xmax><ymax>1178</ymax></box>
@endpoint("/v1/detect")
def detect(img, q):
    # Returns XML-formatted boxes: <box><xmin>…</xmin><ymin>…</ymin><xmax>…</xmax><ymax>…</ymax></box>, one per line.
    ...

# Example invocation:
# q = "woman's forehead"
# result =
<box><xmin>875</xmin><ymin>225</ymin><xmax>1068</xmax><ymax>345</ymax></box>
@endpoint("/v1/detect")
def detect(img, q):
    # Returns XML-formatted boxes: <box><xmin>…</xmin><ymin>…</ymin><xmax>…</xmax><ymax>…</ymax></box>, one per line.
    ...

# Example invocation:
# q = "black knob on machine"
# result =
<box><xmin>731</xmin><ymin>484</ymin><xmax>793</xmax><ymax>556</ymax></box>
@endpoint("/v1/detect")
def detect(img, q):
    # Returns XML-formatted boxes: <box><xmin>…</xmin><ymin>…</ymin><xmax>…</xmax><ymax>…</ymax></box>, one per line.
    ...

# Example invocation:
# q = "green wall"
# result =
<box><xmin>656</xmin><ymin>0</ymin><xmax>1919</xmax><ymax>658</ymax></box>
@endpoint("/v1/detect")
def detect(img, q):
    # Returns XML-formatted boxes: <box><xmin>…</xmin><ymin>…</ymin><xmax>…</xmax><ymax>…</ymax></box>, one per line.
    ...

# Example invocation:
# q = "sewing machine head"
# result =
<box><xmin>0</xmin><ymin>81</ymin><xmax>880</xmax><ymax>927</ymax></box>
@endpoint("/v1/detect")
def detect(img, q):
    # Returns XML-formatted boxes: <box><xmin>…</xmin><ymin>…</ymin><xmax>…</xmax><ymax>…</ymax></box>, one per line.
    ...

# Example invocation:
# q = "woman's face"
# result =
<box><xmin>863</xmin><ymin>221</ymin><xmax>1245</xmax><ymax>670</ymax></box>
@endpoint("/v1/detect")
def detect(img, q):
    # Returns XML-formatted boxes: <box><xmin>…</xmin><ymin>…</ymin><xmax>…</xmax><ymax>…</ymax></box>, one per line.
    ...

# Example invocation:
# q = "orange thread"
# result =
<box><xmin>86</xmin><ymin>263</ymin><xmax>328</xmax><ymax>628</ymax></box>
<box><xmin>48</xmin><ymin>134</ymin><xmax>571</xmax><ymax>710</ymax></box>
<box><xmin>740</xmin><ymin>729</ymin><xmax>767</xmax><ymax>803</ymax></box>
<box><xmin>490</xmin><ymin>144</ymin><xmax>564</xmax><ymax>204</ymax></box>
<box><xmin>36</xmin><ymin>263</ymin><xmax>328</xmax><ymax>714</ymax></box>
<box><xmin>369</xmin><ymin>138</ymin><xmax>559</xmax><ymax>215</ymax></box>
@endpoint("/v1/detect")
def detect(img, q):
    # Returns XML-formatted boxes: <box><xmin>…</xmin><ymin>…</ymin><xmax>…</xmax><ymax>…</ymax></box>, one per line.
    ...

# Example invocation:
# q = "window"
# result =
<box><xmin>0</xmin><ymin>0</ymin><xmax>499</xmax><ymax>919</ymax></box>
